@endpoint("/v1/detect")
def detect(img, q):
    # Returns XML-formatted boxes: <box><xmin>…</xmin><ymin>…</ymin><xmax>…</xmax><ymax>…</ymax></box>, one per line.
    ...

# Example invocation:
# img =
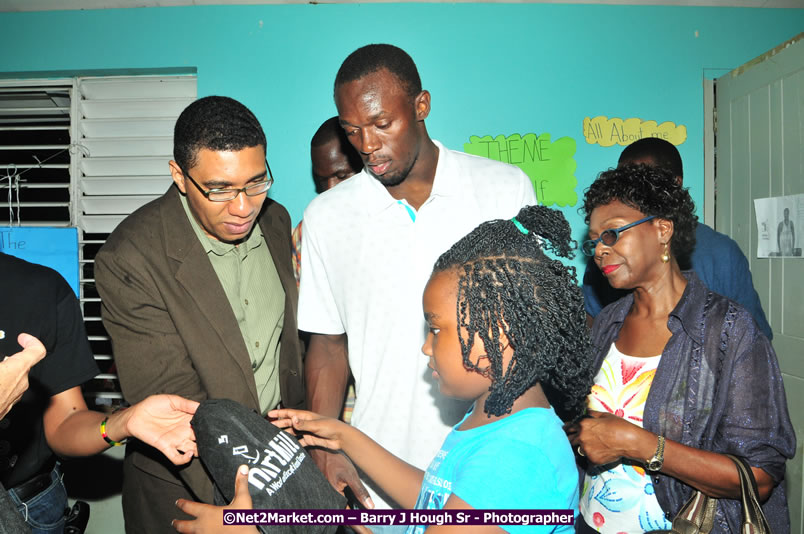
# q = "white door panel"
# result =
<box><xmin>715</xmin><ymin>33</ymin><xmax>804</xmax><ymax>534</ymax></box>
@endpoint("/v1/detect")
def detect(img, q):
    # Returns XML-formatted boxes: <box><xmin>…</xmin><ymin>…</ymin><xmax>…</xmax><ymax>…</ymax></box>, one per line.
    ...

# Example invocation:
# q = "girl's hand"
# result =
<box><xmin>173</xmin><ymin>465</ymin><xmax>258</xmax><ymax>534</ymax></box>
<box><xmin>564</xmin><ymin>410</ymin><xmax>645</xmax><ymax>465</ymax></box>
<box><xmin>268</xmin><ymin>409</ymin><xmax>348</xmax><ymax>451</ymax></box>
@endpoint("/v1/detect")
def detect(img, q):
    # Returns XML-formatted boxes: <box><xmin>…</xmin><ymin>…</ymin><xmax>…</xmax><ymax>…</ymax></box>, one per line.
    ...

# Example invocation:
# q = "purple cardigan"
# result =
<box><xmin>588</xmin><ymin>272</ymin><xmax>795</xmax><ymax>533</ymax></box>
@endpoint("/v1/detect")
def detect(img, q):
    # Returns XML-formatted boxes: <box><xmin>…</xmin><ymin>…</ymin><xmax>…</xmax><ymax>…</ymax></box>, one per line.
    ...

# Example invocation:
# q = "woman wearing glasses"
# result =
<box><xmin>566</xmin><ymin>164</ymin><xmax>795</xmax><ymax>534</ymax></box>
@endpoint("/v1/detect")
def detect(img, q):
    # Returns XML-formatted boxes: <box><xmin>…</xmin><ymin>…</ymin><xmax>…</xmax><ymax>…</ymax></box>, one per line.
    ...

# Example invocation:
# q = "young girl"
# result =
<box><xmin>269</xmin><ymin>205</ymin><xmax>594</xmax><ymax>533</ymax></box>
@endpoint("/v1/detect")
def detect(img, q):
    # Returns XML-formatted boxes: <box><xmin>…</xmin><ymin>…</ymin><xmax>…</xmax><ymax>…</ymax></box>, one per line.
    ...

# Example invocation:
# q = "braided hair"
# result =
<box><xmin>433</xmin><ymin>205</ymin><xmax>594</xmax><ymax>421</ymax></box>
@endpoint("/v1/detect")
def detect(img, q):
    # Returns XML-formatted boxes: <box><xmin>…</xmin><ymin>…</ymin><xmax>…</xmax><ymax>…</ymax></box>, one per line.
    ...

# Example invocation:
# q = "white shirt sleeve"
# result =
<box><xmin>297</xmin><ymin>212</ymin><xmax>345</xmax><ymax>335</ymax></box>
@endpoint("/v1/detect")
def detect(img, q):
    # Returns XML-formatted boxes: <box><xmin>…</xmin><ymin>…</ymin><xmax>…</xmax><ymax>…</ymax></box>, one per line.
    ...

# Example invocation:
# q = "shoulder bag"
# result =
<box><xmin>650</xmin><ymin>454</ymin><xmax>771</xmax><ymax>534</ymax></box>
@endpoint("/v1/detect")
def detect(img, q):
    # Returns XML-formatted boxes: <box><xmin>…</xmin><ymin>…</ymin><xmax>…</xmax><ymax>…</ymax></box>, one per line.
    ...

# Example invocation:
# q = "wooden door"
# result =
<box><xmin>716</xmin><ymin>33</ymin><xmax>803</xmax><ymax>534</ymax></box>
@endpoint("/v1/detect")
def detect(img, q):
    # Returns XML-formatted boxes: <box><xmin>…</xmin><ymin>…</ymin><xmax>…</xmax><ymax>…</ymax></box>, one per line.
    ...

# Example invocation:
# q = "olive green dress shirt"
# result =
<box><xmin>181</xmin><ymin>196</ymin><xmax>284</xmax><ymax>413</ymax></box>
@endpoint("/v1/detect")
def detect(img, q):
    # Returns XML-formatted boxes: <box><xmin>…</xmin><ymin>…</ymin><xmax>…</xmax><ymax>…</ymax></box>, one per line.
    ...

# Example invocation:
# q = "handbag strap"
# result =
<box><xmin>725</xmin><ymin>454</ymin><xmax>772</xmax><ymax>534</ymax></box>
<box><xmin>663</xmin><ymin>455</ymin><xmax>773</xmax><ymax>534</ymax></box>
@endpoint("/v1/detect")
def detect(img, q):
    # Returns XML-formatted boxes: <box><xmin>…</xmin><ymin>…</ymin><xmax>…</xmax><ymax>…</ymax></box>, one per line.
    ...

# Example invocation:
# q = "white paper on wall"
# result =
<box><xmin>754</xmin><ymin>193</ymin><xmax>803</xmax><ymax>258</ymax></box>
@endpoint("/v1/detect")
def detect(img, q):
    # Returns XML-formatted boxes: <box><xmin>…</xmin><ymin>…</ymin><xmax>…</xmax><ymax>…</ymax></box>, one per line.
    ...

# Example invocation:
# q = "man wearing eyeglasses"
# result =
<box><xmin>95</xmin><ymin>96</ymin><xmax>304</xmax><ymax>533</ymax></box>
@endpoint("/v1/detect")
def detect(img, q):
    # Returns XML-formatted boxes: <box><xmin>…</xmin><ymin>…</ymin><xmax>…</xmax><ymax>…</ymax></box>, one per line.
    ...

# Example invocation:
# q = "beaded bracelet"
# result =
<box><xmin>100</xmin><ymin>417</ymin><xmax>127</xmax><ymax>447</ymax></box>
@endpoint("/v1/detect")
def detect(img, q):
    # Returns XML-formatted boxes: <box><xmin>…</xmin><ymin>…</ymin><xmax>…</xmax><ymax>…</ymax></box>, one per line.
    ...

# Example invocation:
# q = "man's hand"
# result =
<box><xmin>308</xmin><ymin>450</ymin><xmax>375</xmax><ymax>534</ymax></box>
<box><xmin>121</xmin><ymin>394</ymin><xmax>200</xmax><ymax>464</ymax></box>
<box><xmin>0</xmin><ymin>333</ymin><xmax>46</xmax><ymax>418</ymax></box>
<box><xmin>173</xmin><ymin>465</ymin><xmax>258</xmax><ymax>534</ymax></box>
<box><xmin>310</xmin><ymin>448</ymin><xmax>373</xmax><ymax>510</ymax></box>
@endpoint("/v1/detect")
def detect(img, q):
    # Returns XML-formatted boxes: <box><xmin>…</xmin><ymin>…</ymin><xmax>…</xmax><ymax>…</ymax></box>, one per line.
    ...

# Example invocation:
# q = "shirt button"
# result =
<box><xmin>252</xmin><ymin>361</ymin><xmax>257</xmax><ymax>370</ymax></box>
<box><xmin>244</xmin><ymin>299</ymin><xmax>249</xmax><ymax>305</ymax></box>
<box><xmin>255</xmin><ymin>341</ymin><xmax>260</xmax><ymax>348</ymax></box>
<box><xmin>654</xmin><ymin>477</ymin><xmax>660</xmax><ymax>484</ymax></box>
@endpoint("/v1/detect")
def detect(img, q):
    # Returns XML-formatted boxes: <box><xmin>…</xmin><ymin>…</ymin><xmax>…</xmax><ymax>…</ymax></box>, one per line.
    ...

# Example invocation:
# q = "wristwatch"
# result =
<box><xmin>645</xmin><ymin>435</ymin><xmax>665</xmax><ymax>472</ymax></box>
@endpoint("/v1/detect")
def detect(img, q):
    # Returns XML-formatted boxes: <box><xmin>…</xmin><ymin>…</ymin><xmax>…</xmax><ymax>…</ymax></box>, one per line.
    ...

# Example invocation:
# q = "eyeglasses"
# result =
<box><xmin>581</xmin><ymin>215</ymin><xmax>656</xmax><ymax>256</ymax></box>
<box><xmin>180</xmin><ymin>160</ymin><xmax>274</xmax><ymax>202</ymax></box>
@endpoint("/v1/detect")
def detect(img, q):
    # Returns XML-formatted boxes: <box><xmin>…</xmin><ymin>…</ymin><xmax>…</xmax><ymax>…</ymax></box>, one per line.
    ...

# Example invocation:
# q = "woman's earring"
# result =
<box><xmin>660</xmin><ymin>243</ymin><xmax>670</xmax><ymax>264</ymax></box>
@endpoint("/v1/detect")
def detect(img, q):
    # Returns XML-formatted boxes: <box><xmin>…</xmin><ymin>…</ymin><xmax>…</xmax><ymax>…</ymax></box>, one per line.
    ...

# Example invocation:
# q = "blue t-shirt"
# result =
<box><xmin>582</xmin><ymin>222</ymin><xmax>772</xmax><ymax>339</ymax></box>
<box><xmin>406</xmin><ymin>406</ymin><xmax>578</xmax><ymax>534</ymax></box>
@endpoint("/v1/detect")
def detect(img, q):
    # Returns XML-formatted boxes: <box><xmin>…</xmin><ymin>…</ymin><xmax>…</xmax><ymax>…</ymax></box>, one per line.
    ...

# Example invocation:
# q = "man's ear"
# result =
<box><xmin>169</xmin><ymin>160</ymin><xmax>187</xmax><ymax>194</ymax></box>
<box><xmin>414</xmin><ymin>90</ymin><xmax>431</xmax><ymax>121</ymax></box>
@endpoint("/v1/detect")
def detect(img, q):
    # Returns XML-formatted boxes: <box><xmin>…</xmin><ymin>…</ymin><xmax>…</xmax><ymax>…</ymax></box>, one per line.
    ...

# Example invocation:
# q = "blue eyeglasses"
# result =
<box><xmin>581</xmin><ymin>215</ymin><xmax>656</xmax><ymax>256</ymax></box>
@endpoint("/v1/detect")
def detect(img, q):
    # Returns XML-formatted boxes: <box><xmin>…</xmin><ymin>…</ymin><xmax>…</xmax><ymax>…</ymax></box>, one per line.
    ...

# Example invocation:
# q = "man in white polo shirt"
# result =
<box><xmin>298</xmin><ymin>44</ymin><xmax>537</xmax><ymax>523</ymax></box>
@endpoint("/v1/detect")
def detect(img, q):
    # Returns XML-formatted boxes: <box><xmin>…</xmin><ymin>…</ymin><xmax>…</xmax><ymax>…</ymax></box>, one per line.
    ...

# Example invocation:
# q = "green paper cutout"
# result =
<box><xmin>464</xmin><ymin>133</ymin><xmax>578</xmax><ymax>207</ymax></box>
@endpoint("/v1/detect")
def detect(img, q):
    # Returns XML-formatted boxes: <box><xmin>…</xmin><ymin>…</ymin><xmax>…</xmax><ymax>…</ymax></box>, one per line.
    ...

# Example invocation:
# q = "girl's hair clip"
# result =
<box><xmin>511</xmin><ymin>216</ymin><xmax>529</xmax><ymax>236</ymax></box>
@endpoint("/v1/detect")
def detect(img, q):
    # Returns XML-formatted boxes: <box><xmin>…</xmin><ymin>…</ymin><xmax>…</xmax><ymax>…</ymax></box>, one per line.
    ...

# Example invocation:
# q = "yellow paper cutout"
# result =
<box><xmin>583</xmin><ymin>116</ymin><xmax>686</xmax><ymax>147</ymax></box>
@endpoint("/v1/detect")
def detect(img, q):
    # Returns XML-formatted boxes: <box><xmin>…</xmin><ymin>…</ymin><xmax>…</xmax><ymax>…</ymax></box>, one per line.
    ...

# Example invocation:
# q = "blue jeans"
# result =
<box><xmin>8</xmin><ymin>464</ymin><xmax>67</xmax><ymax>534</ymax></box>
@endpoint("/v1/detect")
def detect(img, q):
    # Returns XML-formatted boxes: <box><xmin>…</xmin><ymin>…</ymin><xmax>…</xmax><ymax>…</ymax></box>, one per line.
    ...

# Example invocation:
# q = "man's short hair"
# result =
<box><xmin>311</xmin><ymin>116</ymin><xmax>347</xmax><ymax>148</ymax></box>
<box><xmin>618</xmin><ymin>137</ymin><xmax>683</xmax><ymax>179</ymax></box>
<box><xmin>173</xmin><ymin>96</ymin><xmax>266</xmax><ymax>171</ymax></box>
<box><xmin>334</xmin><ymin>44</ymin><xmax>422</xmax><ymax>100</ymax></box>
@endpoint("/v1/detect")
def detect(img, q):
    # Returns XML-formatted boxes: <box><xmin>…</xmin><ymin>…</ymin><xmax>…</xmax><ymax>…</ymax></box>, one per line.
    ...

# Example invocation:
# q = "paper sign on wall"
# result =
<box><xmin>583</xmin><ymin>116</ymin><xmax>687</xmax><ymax>147</ymax></box>
<box><xmin>464</xmin><ymin>133</ymin><xmax>578</xmax><ymax>207</ymax></box>
<box><xmin>0</xmin><ymin>227</ymin><xmax>80</xmax><ymax>296</ymax></box>
<box><xmin>753</xmin><ymin>194</ymin><xmax>802</xmax><ymax>258</ymax></box>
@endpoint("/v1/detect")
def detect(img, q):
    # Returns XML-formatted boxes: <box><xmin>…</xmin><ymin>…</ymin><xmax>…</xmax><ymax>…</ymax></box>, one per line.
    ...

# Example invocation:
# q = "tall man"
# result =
<box><xmin>582</xmin><ymin>137</ymin><xmax>772</xmax><ymax>339</ymax></box>
<box><xmin>95</xmin><ymin>96</ymin><xmax>305</xmax><ymax>533</ymax></box>
<box><xmin>298</xmin><ymin>44</ymin><xmax>537</xmax><ymax>519</ymax></box>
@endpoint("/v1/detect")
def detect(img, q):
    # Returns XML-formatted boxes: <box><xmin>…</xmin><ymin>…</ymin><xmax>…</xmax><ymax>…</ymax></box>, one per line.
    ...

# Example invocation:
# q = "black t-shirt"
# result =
<box><xmin>0</xmin><ymin>253</ymin><xmax>99</xmax><ymax>487</ymax></box>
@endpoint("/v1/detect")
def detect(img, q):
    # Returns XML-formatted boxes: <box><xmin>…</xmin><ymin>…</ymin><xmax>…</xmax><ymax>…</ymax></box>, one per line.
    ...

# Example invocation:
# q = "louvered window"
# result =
<box><xmin>0</xmin><ymin>82</ymin><xmax>72</xmax><ymax>227</ymax></box>
<box><xmin>77</xmin><ymin>75</ymin><xmax>196</xmax><ymax>408</ymax></box>
<box><xmin>1</xmin><ymin>75</ymin><xmax>197</xmax><ymax>409</ymax></box>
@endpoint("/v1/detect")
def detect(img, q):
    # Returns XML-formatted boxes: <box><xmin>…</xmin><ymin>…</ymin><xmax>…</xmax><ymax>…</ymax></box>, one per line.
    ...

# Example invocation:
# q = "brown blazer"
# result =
<box><xmin>95</xmin><ymin>185</ymin><xmax>304</xmax><ymax>532</ymax></box>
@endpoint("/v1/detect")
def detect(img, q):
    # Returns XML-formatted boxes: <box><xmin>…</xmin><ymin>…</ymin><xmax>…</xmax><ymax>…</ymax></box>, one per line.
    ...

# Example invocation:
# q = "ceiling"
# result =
<box><xmin>1</xmin><ymin>0</ymin><xmax>802</xmax><ymax>9</ymax></box>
